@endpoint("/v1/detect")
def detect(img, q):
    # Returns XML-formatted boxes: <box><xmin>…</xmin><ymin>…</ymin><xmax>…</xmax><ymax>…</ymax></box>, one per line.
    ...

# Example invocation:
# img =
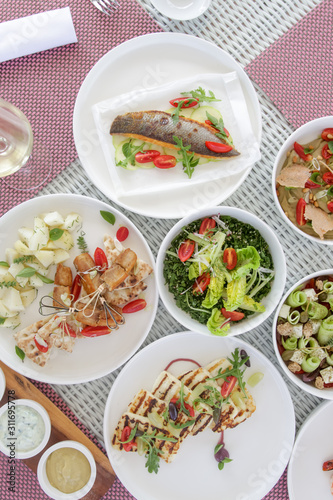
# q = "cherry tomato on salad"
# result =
<box><xmin>154</xmin><ymin>155</ymin><xmax>177</xmax><ymax>169</ymax></box>
<box><xmin>322</xmin><ymin>143</ymin><xmax>333</xmax><ymax>160</ymax></box>
<box><xmin>304</xmin><ymin>278</ymin><xmax>315</xmax><ymax>289</ymax></box>
<box><xmin>81</xmin><ymin>326</ymin><xmax>111</xmax><ymax>337</ymax></box>
<box><xmin>122</xmin><ymin>299</ymin><xmax>147</xmax><ymax>314</ymax></box>
<box><xmin>296</xmin><ymin>198</ymin><xmax>307</xmax><ymax>226</ymax></box>
<box><xmin>94</xmin><ymin>247</ymin><xmax>108</xmax><ymax>270</ymax></box>
<box><xmin>120</xmin><ymin>426</ymin><xmax>137</xmax><ymax>452</ymax></box>
<box><xmin>327</xmin><ymin>201</ymin><xmax>333</xmax><ymax>213</ymax></box>
<box><xmin>135</xmin><ymin>150</ymin><xmax>161</xmax><ymax>163</ymax></box>
<box><xmin>199</xmin><ymin>217</ymin><xmax>216</xmax><ymax>236</ymax></box>
<box><xmin>205</xmin><ymin>141</ymin><xmax>233</xmax><ymax>153</ymax></box>
<box><xmin>204</xmin><ymin>120</ymin><xmax>230</xmax><ymax>137</ymax></box>
<box><xmin>323</xmin><ymin>460</ymin><xmax>333</xmax><ymax>471</ymax></box>
<box><xmin>34</xmin><ymin>335</ymin><xmax>49</xmax><ymax>353</ymax></box>
<box><xmin>293</xmin><ymin>141</ymin><xmax>312</xmax><ymax>161</ymax></box>
<box><xmin>71</xmin><ymin>274</ymin><xmax>82</xmax><ymax>303</ymax></box>
<box><xmin>223</xmin><ymin>248</ymin><xmax>237</xmax><ymax>270</ymax></box>
<box><xmin>321</xmin><ymin>128</ymin><xmax>333</xmax><ymax>141</ymax></box>
<box><xmin>221</xmin><ymin>308</ymin><xmax>245</xmax><ymax>321</ymax></box>
<box><xmin>63</xmin><ymin>323</ymin><xmax>77</xmax><ymax>338</ymax></box>
<box><xmin>193</xmin><ymin>272</ymin><xmax>211</xmax><ymax>295</ymax></box>
<box><xmin>116</xmin><ymin>226</ymin><xmax>129</xmax><ymax>242</ymax></box>
<box><xmin>178</xmin><ymin>239</ymin><xmax>195</xmax><ymax>262</ymax></box>
<box><xmin>220</xmin><ymin>376</ymin><xmax>237</xmax><ymax>398</ymax></box>
<box><xmin>169</xmin><ymin>97</ymin><xmax>199</xmax><ymax>108</ymax></box>
<box><xmin>323</xmin><ymin>172</ymin><xmax>333</xmax><ymax>184</ymax></box>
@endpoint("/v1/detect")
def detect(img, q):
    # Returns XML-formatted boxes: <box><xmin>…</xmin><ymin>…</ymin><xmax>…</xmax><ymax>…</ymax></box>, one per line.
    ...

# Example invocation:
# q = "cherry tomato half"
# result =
<box><xmin>34</xmin><ymin>335</ymin><xmax>49</xmax><ymax>353</ymax></box>
<box><xmin>304</xmin><ymin>179</ymin><xmax>321</xmax><ymax>189</ymax></box>
<box><xmin>221</xmin><ymin>308</ymin><xmax>245</xmax><ymax>321</ymax></box>
<box><xmin>294</xmin><ymin>141</ymin><xmax>312</xmax><ymax>161</ymax></box>
<box><xmin>178</xmin><ymin>239</ymin><xmax>195</xmax><ymax>262</ymax></box>
<box><xmin>116</xmin><ymin>226</ymin><xmax>129</xmax><ymax>242</ymax></box>
<box><xmin>327</xmin><ymin>201</ymin><xmax>333</xmax><ymax>213</ymax></box>
<box><xmin>154</xmin><ymin>155</ymin><xmax>177</xmax><ymax>169</ymax></box>
<box><xmin>169</xmin><ymin>97</ymin><xmax>199</xmax><ymax>108</ymax></box>
<box><xmin>321</xmin><ymin>128</ymin><xmax>333</xmax><ymax>141</ymax></box>
<box><xmin>205</xmin><ymin>141</ymin><xmax>233</xmax><ymax>153</ymax></box>
<box><xmin>122</xmin><ymin>299</ymin><xmax>147</xmax><ymax>314</ymax></box>
<box><xmin>170</xmin><ymin>397</ymin><xmax>195</xmax><ymax>417</ymax></box>
<box><xmin>199</xmin><ymin>217</ymin><xmax>216</xmax><ymax>236</ymax></box>
<box><xmin>296</xmin><ymin>198</ymin><xmax>307</xmax><ymax>226</ymax></box>
<box><xmin>94</xmin><ymin>247</ymin><xmax>108</xmax><ymax>270</ymax></box>
<box><xmin>322</xmin><ymin>143</ymin><xmax>333</xmax><ymax>160</ymax></box>
<box><xmin>193</xmin><ymin>272</ymin><xmax>210</xmax><ymax>295</ymax></box>
<box><xmin>220</xmin><ymin>376</ymin><xmax>237</xmax><ymax>398</ymax></box>
<box><xmin>81</xmin><ymin>326</ymin><xmax>111</xmax><ymax>337</ymax></box>
<box><xmin>135</xmin><ymin>150</ymin><xmax>161</xmax><ymax>163</ymax></box>
<box><xmin>120</xmin><ymin>426</ymin><xmax>137</xmax><ymax>452</ymax></box>
<box><xmin>204</xmin><ymin>120</ymin><xmax>230</xmax><ymax>137</ymax></box>
<box><xmin>324</xmin><ymin>382</ymin><xmax>333</xmax><ymax>389</ymax></box>
<box><xmin>223</xmin><ymin>248</ymin><xmax>237</xmax><ymax>270</ymax></box>
<box><xmin>323</xmin><ymin>172</ymin><xmax>333</xmax><ymax>184</ymax></box>
<box><xmin>71</xmin><ymin>274</ymin><xmax>82</xmax><ymax>303</ymax></box>
<box><xmin>323</xmin><ymin>460</ymin><xmax>333</xmax><ymax>471</ymax></box>
<box><xmin>63</xmin><ymin>323</ymin><xmax>77</xmax><ymax>338</ymax></box>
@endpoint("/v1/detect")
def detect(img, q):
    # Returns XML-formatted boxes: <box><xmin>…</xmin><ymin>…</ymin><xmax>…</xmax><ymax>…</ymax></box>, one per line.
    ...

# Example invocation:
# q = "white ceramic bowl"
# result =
<box><xmin>0</xmin><ymin>399</ymin><xmax>51</xmax><ymax>459</ymax></box>
<box><xmin>0</xmin><ymin>368</ymin><xmax>5</xmax><ymax>401</ymax></box>
<box><xmin>156</xmin><ymin>206</ymin><xmax>286</xmax><ymax>336</ymax></box>
<box><xmin>150</xmin><ymin>0</ymin><xmax>211</xmax><ymax>20</ymax></box>
<box><xmin>37</xmin><ymin>440</ymin><xmax>96</xmax><ymax>500</ymax></box>
<box><xmin>272</xmin><ymin>115</ymin><xmax>333</xmax><ymax>245</ymax></box>
<box><xmin>272</xmin><ymin>269</ymin><xmax>333</xmax><ymax>400</ymax></box>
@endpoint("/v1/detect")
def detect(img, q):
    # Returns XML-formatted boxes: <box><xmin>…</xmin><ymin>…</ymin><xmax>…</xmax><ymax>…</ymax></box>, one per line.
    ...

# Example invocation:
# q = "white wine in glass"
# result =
<box><xmin>0</xmin><ymin>98</ymin><xmax>51</xmax><ymax>190</ymax></box>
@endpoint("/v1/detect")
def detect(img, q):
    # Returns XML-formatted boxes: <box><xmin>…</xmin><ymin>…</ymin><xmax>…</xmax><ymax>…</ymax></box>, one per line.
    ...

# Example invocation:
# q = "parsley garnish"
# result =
<box><xmin>208</xmin><ymin>348</ymin><xmax>249</xmax><ymax>397</ymax></box>
<box><xmin>0</xmin><ymin>280</ymin><xmax>17</xmax><ymax>288</ymax></box>
<box><xmin>181</xmin><ymin>87</ymin><xmax>221</xmax><ymax>104</ymax></box>
<box><xmin>117</xmin><ymin>140</ymin><xmax>143</xmax><ymax>168</ymax></box>
<box><xmin>13</xmin><ymin>255</ymin><xmax>35</xmax><ymax>264</ymax></box>
<box><xmin>173</xmin><ymin>135</ymin><xmax>199</xmax><ymax>179</ymax></box>
<box><xmin>206</xmin><ymin>112</ymin><xmax>233</xmax><ymax>146</ymax></box>
<box><xmin>77</xmin><ymin>231</ymin><xmax>88</xmax><ymax>253</ymax></box>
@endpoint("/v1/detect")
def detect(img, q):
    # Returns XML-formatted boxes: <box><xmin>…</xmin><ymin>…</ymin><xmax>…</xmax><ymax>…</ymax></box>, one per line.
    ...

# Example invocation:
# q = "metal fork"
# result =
<box><xmin>90</xmin><ymin>0</ymin><xmax>119</xmax><ymax>16</ymax></box>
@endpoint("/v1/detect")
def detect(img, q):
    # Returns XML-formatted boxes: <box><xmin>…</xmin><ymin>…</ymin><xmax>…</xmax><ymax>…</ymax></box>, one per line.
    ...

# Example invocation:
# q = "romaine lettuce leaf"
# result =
<box><xmin>223</xmin><ymin>276</ymin><xmax>247</xmax><ymax>311</ymax></box>
<box><xmin>201</xmin><ymin>260</ymin><xmax>227</xmax><ymax>309</ymax></box>
<box><xmin>239</xmin><ymin>295</ymin><xmax>265</xmax><ymax>312</ymax></box>
<box><xmin>231</xmin><ymin>246</ymin><xmax>260</xmax><ymax>280</ymax></box>
<box><xmin>207</xmin><ymin>308</ymin><xmax>230</xmax><ymax>336</ymax></box>
<box><xmin>188</xmin><ymin>262</ymin><xmax>208</xmax><ymax>280</ymax></box>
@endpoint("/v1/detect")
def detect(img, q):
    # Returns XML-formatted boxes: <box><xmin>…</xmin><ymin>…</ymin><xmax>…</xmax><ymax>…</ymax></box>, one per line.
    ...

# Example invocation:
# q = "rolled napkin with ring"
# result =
<box><xmin>0</xmin><ymin>7</ymin><xmax>77</xmax><ymax>63</ymax></box>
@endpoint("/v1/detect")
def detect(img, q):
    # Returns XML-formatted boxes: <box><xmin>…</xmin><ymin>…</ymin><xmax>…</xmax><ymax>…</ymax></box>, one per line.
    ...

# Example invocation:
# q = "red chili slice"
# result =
<box><xmin>220</xmin><ymin>376</ymin><xmax>237</xmax><ymax>398</ymax></box>
<box><xmin>178</xmin><ymin>239</ymin><xmax>195</xmax><ymax>262</ymax></box>
<box><xmin>321</xmin><ymin>128</ymin><xmax>333</xmax><ymax>141</ymax></box>
<box><xmin>294</xmin><ymin>142</ymin><xmax>312</xmax><ymax>161</ymax></box>
<box><xmin>199</xmin><ymin>217</ymin><xmax>216</xmax><ymax>235</ymax></box>
<box><xmin>135</xmin><ymin>150</ymin><xmax>161</xmax><ymax>163</ymax></box>
<box><xmin>116</xmin><ymin>226</ymin><xmax>129</xmax><ymax>242</ymax></box>
<box><xmin>221</xmin><ymin>308</ymin><xmax>245</xmax><ymax>321</ymax></box>
<box><xmin>327</xmin><ymin>201</ymin><xmax>333</xmax><ymax>213</ymax></box>
<box><xmin>223</xmin><ymin>248</ymin><xmax>237</xmax><ymax>270</ymax></box>
<box><xmin>122</xmin><ymin>299</ymin><xmax>147</xmax><ymax>314</ymax></box>
<box><xmin>81</xmin><ymin>326</ymin><xmax>111</xmax><ymax>337</ymax></box>
<box><xmin>323</xmin><ymin>172</ymin><xmax>333</xmax><ymax>184</ymax></box>
<box><xmin>296</xmin><ymin>198</ymin><xmax>307</xmax><ymax>226</ymax></box>
<box><xmin>193</xmin><ymin>272</ymin><xmax>210</xmax><ymax>295</ymax></box>
<box><xmin>154</xmin><ymin>155</ymin><xmax>177</xmax><ymax>169</ymax></box>
<box><xmin>71</xmin><ymin>274</ymin><xmax>82</xmax><ymax>303</ymax></box>
<box><xmin>205</xmin><ymin>141</ymin><xmax>233</xmax><ymax>153</ymax></box>
<box><xmin>34</xmin><ymin>335</ymin><xmax>49</xmax><ymax>353</ymax></box>
<box><xmin>322</xmin><ymin>143</ymin><xmax>333</xmax><ymax>160</ymax></box>
<box><xmin>169</xmin><ymin>97</ymin><xmax>199</xmax><ymax>108</ymax></box>
<box><xmin>94</xmin><ymin>247</ymin><xmax>108</xmax><ymax>270</ymax></box>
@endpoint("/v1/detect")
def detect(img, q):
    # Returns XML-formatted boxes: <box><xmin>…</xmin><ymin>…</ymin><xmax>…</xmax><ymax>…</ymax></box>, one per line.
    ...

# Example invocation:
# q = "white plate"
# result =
<box><xmin>0</xmin><ymin>194</ymin><xmax>158</xmax><ymax>384</ymax></box>
<box><xmin>150</xmin><ymin>0</ymin><xmax>212</xmax><ymax>20</ymax></box>
<box><xmin>104</xmin><ymin>331</ymin><xmax>295</xmax><ymax>500</ymax></box>
<box><xmin>288</xmin><ymin>401</ymin><xmax>333</xmax><ymax>500</ymax></box>
<box><xmin>73</xmin><ymin>33</ymin><xmax>262</xmax><ymax>219</ymax></box>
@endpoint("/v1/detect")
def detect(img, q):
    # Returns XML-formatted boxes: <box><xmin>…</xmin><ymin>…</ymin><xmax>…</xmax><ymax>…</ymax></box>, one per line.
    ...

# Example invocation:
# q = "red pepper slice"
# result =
<box><xmin>116</xmin><ymin>226</ymin><xmax>129</xmax><ymax>242</ymax></box>
<box><xmin>71</xmin><ymin>274</ymin><xmax>82</xmax><ymax>303</ymax></box>
<box><xmin>199</xmin><ymin>217</ymin><xmax>216</xmax><ymax>236</ymax></box>
<box><xmin>322</xmin><ymin>143</ymin><xmax>333</xmax><ymax>160</ymax></box>
<box><xmin>323</xmin><ymin>172</ymin><xmax>333</xmax><ymax>185</ymax></box>
<box><xmin>135</xmin><ymin>150</ymin><xmax>161</xmax><ymax>163</ymax></box>
<box><xmin>327</xmin><ymin>201</ymin><xmax>333</xmax><ymax>213</ymax></box>
<box><xmin>63</xmin><ymin>323</ymin><xmax>77</xmax><ymax>338</ymax></box>
<box><xmin>154</xmin><ymin>155</ymin><xmax>177</xmax><ymax>169</ymax></box>
<box><xmin>193</xmin><ymin>272</ymin><xmax>210</xmax><ymax>295</ymax></box>
<box><xmin>323</xmin><ymin>460</ymin><xmax>333</xmax><ymax>471</ymax></box>
<box><xmin>294</xmin><ymin>142</ymin><xmax>312</xmax><ymax>161</ymax></box>
<box><xmin>81</xmin><ymin>326</ymin><xmax>111</xmax><ymax>337</ymax></box>
<box><xmin>220</xmin><ymin>376</ymin><xmax>237</xmax><ymax>398</ymax></box>
<box><xmin>321</xmin><ymin>128</ymin><xmax>333</xmax><ymax>141</ymax></box>
<box><xmin>296</xmin><ymin>198</ymin><xmax>307</xmax><ymax>226</ymax></box>
<box><xmin>94</xmin><ymin>247</ymin><xmax>108</xmax><ymax>270</ymax></box>
<box><xmin>178</xmin><ymin>239</ymin><xmax>195</xmax><ymax>262</ymax></box>
<box><xmin>205</xmin><ymin>141</ymin><xmax>233</xmax><ymax>153</ymax></box>
<box><xmin>169</xmin><ymin>97</ymin><xmax>199</xmax><ymax>108</ymax></box>
<box><xmin>221</xmin><ymin>308</ymin><xmax>245</xmax><ymax>321</ymax></box>
<box><xmin>34</xmin><ymin>335</ymin><xmax>49</xmax><ymax>353</ymax></box>
<box><xmin>223</xmin><ymin>248</ymin><xmax>237</xmax><ymax>270</ymax></box>
<box><xmin>120</xmin><ymin>426</ymin><xmax>137</xmax><ymax>452</ymax></box>
<box><xmin>122</xmin><ymin>299</ymin><xmax>147</xmax><ymax>314</ymax></box>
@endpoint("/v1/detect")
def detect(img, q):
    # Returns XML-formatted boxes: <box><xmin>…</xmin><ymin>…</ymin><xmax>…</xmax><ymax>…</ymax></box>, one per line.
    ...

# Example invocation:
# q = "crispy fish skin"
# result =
<box><xmin>110</xmin><ymin>111</ymin><xmax>239</xmax><ymax>159</ymax></box>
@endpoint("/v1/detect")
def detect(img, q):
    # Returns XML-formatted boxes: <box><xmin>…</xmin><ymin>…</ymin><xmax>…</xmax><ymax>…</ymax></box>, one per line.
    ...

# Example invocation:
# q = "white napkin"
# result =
<box><xmin>92</xmin><ymin>73</ymin><xmax>261</xmax><ymax>197</ymax></box>
<box><xmin>0</xmin><ymin>8</ymin><xmax>77</xmax><ymax>63</ymax></box>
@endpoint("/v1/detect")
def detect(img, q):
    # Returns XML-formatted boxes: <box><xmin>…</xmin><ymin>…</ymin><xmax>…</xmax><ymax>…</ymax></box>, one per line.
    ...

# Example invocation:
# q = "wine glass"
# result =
<box><xmin>0</xmin><ymin>98</ymin><xmax>52</xmax><ymax>191</ymax></box>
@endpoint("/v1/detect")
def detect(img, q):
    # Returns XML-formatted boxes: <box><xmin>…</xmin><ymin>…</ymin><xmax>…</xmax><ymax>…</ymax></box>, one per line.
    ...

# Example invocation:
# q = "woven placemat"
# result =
<box><xmin>246</xmin><ymin>0</ymin><xmax>333</xmax><ymax>128</ymax></box>
<box><xmin>0</xmin><ymin>0</ymin><xmax>162</xmax><ymax>217</ymax></box>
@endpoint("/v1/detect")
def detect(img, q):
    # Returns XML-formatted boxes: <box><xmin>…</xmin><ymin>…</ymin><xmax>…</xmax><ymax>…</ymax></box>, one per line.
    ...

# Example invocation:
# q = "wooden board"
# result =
<box><xmin>0</xmin><ymin>361</ymin><xmax>116</xmax><ymax>500</ymax></box>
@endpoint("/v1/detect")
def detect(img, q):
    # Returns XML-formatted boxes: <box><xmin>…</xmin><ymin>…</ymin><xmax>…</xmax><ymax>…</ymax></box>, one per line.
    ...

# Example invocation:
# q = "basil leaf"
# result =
<box><xmin>49</xmin><ymin>228</ymin><xmax>64</xmax><ymax>241</ymax></box>
<box><xmin>0</xmin><ymin>261</ymin><xmax>9</xmax><ymax>268</ymax></box>
<box><xmin>16</xmin><ymin>267</ymin><xmax>36</xmax><ymax>278</ymax></box>
<box><xmin>214</xmin><ymin>443</ymin><xmax>223</xmax><ymax>454</ymax></box>
<box><xmin>36</xmin><ymin>273</ymin><xmax>54</xmax><ymax>284</ymax></box>
<box><xmin>100</xmin><ymin>210</ymin><xmax>116</xmax><ymax>225</ymax></box>
<box><xmin>0</xmin><ymin>317</ymin><xmax>5</xmax><ymax>325</ymax></box>
<box><xmin>15</xmin><ymin>346</ymin><xmax>25</xmax><ymax>361</ymax></box>
<box><xmin>328</xmin><ymin>141</ymin><xmax>333</xmax><ymax>154</ymax></box>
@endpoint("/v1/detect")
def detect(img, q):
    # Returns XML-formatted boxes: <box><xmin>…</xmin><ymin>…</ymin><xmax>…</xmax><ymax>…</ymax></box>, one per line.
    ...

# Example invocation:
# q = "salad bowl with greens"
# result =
<box><xmin>156</xmin><ymin>207</ymin><xmax>286</xmax><ymax>337</ymax></box>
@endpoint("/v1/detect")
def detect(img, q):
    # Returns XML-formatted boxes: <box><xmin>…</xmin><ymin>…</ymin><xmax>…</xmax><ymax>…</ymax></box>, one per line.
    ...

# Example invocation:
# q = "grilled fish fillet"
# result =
<box><xmin>110</xmin><ymin>111</ymin><xmax>239</xmax><ymax>159</ymax></box>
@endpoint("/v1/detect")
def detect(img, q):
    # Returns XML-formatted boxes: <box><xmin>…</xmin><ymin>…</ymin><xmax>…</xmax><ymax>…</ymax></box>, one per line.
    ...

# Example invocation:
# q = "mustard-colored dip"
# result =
<box><xmin>46</xmin><ymin>447</ymin><xmax>91</xmax><ymax>494</ymax></box>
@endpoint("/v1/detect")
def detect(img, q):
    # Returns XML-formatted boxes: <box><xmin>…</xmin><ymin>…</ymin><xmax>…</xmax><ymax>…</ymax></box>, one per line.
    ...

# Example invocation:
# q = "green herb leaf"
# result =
<box><xmin>218</xmin><ymin>457</ymin><xmax>232</xmax><ymax>470</ymax></box>
<box><xmin>13</xmin><ymin>255</ymin><xmax>35</xmax><ymax>264</ymax></box>
<box><xmin>16</xmin><ymin>267</ymin><xmax>36</xmax><ymax>278</ymax></box>
<box><xmin>0</xmin><ymin>261</ymin><xmax>9</xmax><ymax>268</ymax></box>
<box><xmin>0</xmin><ymin>317</ymin><xmax>5</xmax><ymax>325</ymax></box>
<box><xmin>77</xmin><ymin>231</ymin><xmax>89</xmax><ymax>253</ymax></box>
<box><xmin>145</xmin><ymin>445</ymin><xmax>160</xmax><ymax>474</ymax></box>
<box><xmin>0</xmin><ymin>280</ymin><xmax>17</xmax><ymax>289</ymax></box>
<box><xmin>173</xmin><ymin>135</ymin><xmax>199</xmax><ymax>179</ymax></box>
<box><xmin>328</xmin><ymin>141</ymin><xmax>333</xmax><ymax>154</ymax></box>
<box><xmin>170</xmin><ymin>98</ymin><xmax>197</xmax><ymax>124</ymax></box>
<box><xmin>214</xmin><ymin>443</ymin><xmax>223</xmax><ymax>454</ymax></box>
<box><xmin>49</xmin><ymin>228</ymin><xmax>64</xmax><ymax>241</ymax></box>
<box><xmin>36</xmin><ymin>273</ymin><xmax>54</xmax><ymax>284</ymax></box>
<box><xmin>169</xmin><ymin>420</ymin><xmax>195</xmax><ymax>429</ymax></box>
<box><xmin>303</xmin><ymin>147</ymin><xmax>314</xmax><ymax>155</ymax></box>
<box><xmin>117</xmin><ymin>140</ymin><xmax>143</xmax><ymax>168</ymax></box>
<box><xmin>100</xmin><ymin>210</ymin><xmax>116</xmax><ymax>225</ymax></box>
<box><xmin>181</xmin><ymin>87</ymin><xmax>221</xmax><ymax>104</ymax></box>
<box><xmin>208</xmin><ymin>348</ymin><xmax>249</xmax><ymax>397</ymax></box>
<box><xmin>206</xmin><ymin>112</ymin><xmax>233</xmax><ymax>146</ymax></box>
<box><xmin>15</xmin><ymin>345</ymin><xmax>25</xmax><ymax>361</ymax></box>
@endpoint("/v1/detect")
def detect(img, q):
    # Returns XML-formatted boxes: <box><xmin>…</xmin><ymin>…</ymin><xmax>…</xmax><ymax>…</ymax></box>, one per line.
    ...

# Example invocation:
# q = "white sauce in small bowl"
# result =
<box><xmin>0</xmin><ymin>405</ymin><xmax>45</xmax><ymax>452</ymax></box>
